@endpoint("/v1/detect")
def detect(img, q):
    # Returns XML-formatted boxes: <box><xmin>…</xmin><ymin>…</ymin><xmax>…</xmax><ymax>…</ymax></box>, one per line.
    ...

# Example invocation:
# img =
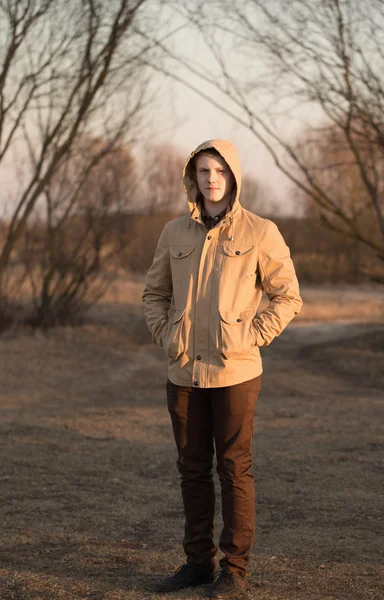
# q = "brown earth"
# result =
<box><xmin>0</xmin><ymin>285</ymin><xmax>383</xmax><ymax>600</ymax></box>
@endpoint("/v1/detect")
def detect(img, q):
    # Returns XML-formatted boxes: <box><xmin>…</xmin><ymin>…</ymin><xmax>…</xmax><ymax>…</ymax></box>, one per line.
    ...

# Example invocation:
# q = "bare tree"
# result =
<box><xmin>115</xmin><ymin>143</ymin><xmax>185</xmax><ymax>275</ymax></box>
<box><xmin>0</xmin><ymin>0</ymin><xmax>175</xmax><ymax>292</ymax></box>
<box><xmin>143</xmin><ymin>143</ymin><xmax>186</xmax><ymax>214</ymax></box>
<box><xmin>240</xmin><ymin>175</ymin><xmax>281</xmax><ymax>216</ymax></box>
<box><xmin>159</xmin><ymin>0</ymin><xmax>384</xmax><ymax>276</ymax></box>
<box><xmin>17</xmin><ymin>137</ymin><xmax>136</xmax><ymax>326</ymax></box>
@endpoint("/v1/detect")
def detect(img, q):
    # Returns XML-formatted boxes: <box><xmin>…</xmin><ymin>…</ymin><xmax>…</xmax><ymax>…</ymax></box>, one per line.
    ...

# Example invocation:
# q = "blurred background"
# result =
<box><xmin>0</xmin><ymin>2</ymin><xmax>383</xmax><ymax>599</ymax></box>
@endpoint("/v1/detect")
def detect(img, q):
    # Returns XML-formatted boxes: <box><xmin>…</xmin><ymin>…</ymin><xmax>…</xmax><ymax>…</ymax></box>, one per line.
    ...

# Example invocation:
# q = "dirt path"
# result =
<box><xmin>0</xmin><ymin>302</ymin><xmax>383</xmax><ymax>600</ymax></box>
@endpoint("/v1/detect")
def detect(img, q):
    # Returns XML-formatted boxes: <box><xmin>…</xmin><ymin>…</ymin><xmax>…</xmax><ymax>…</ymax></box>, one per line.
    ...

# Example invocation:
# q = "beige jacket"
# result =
<box><xmin>142</xmin><ymin>139</ymin><xmax>303</xmax><ymax>388</ymax></box>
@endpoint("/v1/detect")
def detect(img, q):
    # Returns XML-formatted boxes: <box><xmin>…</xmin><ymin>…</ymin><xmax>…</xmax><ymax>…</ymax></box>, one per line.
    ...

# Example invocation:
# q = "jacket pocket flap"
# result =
<box><xmin>219</xmin><ymin>306</ymin><xmax>256</xmax><ymax>324</ymax></box>
<box><xmin>170</xmin><ymin>308</ymin><xmax>185</xmax><ymax>324</ymax></box>
<box><xmin>222</xmin><ymin>242</ymin><xmax>255</xmax><ymax>257</ymax></box>
<box><xmin>170</xmin><ymin>246</ymin><xmax>196</xmax><ymax>259</ymax></box>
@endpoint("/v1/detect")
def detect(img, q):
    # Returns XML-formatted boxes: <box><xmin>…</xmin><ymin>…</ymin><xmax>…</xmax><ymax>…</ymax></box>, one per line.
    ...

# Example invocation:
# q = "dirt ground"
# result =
<box><xmin>0</xmin><ymin>284</ymin><xmax>383</xmax><ymax>600</ymax></box>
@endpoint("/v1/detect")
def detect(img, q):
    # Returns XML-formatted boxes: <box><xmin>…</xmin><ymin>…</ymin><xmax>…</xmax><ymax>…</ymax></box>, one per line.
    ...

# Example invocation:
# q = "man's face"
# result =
<box><xmin>195</xmin><ymin>154</ymin><xmax>234</xmax><ymax>204</ymax></box>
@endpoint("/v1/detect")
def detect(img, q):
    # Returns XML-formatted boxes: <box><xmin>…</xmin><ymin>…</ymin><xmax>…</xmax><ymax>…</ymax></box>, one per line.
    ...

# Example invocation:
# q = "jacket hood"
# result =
<box><xmin>183</xmin><ymin>139</ymin><xmax>242</xmax><ymax>216</ymax></box>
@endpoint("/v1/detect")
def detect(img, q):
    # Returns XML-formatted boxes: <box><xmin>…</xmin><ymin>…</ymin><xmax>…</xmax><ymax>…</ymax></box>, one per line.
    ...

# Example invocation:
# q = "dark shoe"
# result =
<box><xmin>154</xmin><ymin>563</ymin><xmax>214</xmax><ymax>593</ymax></box>
<box><xmin>207</xmin><ymin>567</ymin><xmax>246</xmax><ymax>599</ymax></box>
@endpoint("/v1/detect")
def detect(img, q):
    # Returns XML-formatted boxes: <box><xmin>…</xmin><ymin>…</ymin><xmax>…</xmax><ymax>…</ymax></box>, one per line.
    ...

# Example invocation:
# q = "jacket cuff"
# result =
<box><xmin>252</xmin><ymin>318</ymin><xmax>265</xmax><ymax>347</ymax></box>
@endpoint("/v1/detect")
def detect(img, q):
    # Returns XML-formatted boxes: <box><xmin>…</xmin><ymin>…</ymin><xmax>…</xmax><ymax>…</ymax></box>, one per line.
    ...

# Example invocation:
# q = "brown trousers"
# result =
<box><xmin>166</xmin><ymin>376</ymin><xmax>261</xmax><ymax>577</ymax></box>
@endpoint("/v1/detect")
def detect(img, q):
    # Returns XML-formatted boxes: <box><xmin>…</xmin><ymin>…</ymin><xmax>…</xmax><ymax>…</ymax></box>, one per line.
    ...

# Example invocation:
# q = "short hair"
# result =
<box><xmin>191</xmin><ymin>147</ymin><xmax>222</xmax><ymax>169</ymax></box>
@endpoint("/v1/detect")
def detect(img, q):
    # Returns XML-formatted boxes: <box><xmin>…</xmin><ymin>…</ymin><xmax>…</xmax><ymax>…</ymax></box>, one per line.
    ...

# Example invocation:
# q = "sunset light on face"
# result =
<box><xmin>195</xmin><ymin>153</ymin><xmax>234</xmax><ymax>205</ymax></box>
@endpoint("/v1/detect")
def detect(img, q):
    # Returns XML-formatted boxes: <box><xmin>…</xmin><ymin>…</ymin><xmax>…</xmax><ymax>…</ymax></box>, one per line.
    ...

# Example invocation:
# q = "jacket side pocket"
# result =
<box><xmin>219</xmin><ymin>307</ymin><xmax>257</xmax><ymax>359</ymax></box>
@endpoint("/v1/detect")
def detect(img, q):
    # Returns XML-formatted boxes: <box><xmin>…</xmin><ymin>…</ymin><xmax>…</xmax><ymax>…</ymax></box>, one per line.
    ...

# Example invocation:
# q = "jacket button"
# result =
<box><xmin>177</xmin><ymin>252</ymin><xmax>182</xmax><ymax>257</ymax></box>
<box><xmin>193</xmin><ymin>381</ymin><xmax>199</xmax><ymax>386</ymax></box>
<box><xmin>237</xmin><ymin>318</ymin><xmax>242</xmax><ymax>322</ymax></box>
<box><xmin>235</xmin><ymin>250</ymin><xmax>241</xmax><ymax>255</ymax></box>
<box><xmin>196</xmin><ymin>355</ymin><xmax>201</xmax><ymax>360</ymax></box>
<box><xmin>207</xmin><ymin>235</ymin><xmax>212</xmax><ymax>240</ymax></box>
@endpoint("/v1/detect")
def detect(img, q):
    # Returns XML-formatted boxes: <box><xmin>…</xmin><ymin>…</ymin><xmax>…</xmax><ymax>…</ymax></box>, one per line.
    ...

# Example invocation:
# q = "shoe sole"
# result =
<box><xmin>205</xmin><ymin>584</ymin><xmax>246</xmax><ymax>599</ymax></box>
<box><xmin>154</xmin><ymin>578</ymin><xmax>215</xmax><ymax>593</ymax></box>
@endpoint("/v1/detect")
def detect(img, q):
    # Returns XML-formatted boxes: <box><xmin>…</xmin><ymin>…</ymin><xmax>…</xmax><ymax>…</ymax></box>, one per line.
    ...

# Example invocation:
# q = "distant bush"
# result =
<box><xmin>118</xmin><ymin>213</ymin><xmax>376</xmax><ymax>284</ymax></box>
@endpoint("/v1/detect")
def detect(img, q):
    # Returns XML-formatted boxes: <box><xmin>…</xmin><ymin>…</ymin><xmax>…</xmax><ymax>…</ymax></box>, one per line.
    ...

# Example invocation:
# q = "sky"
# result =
<box><xmin>158</xmin><ymin>83</ymin><xmax>295</xmax><ymax>213</ymax></box>
<box><xmin>148</xmin><ymin>8</ymin><xmax>300</xmax><ymax>215</ymax></box>
<box><xmin>0</xmin><ymin>3</ymin><xmax>303</xmax><ymax>217</ymax></box>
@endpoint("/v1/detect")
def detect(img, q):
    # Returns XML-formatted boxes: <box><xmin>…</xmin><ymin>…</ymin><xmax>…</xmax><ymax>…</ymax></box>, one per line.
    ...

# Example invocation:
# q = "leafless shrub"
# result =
<box><xmin>0</xmin><ymin>0</ymin><xmax>174</xmax><ymax>324</ymax></box>
<box><xmin>16</xmin><ymin>138</ymin><xmax>137</xmax><ymax>327</ymax></box>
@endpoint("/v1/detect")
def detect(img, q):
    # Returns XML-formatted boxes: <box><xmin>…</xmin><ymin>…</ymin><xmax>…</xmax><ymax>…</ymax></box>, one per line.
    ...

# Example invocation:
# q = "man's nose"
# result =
<box><xmin>208</xmin><ymin>171</ymin><xmax>216</xmax><ymax>182</ymax></box>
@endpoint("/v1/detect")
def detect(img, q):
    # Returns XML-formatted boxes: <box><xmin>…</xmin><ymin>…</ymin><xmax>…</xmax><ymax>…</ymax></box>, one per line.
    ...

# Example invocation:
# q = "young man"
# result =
<box><xmin>142</xmin><ymin>140</ymin><xmax>302</xmax><ymax>599</ymax></box>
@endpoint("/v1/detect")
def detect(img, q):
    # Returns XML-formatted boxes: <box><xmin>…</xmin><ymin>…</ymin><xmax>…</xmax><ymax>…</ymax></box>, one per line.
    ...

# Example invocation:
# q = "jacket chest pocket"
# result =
<box><xmin>220</xmin><ymin>242</ymin><xmax>257</xmax><ymax>279</ymax></box>
<box><xmin>219</xmin><ymin>307</ymin><xmax>257</xmax><ymax>359</ymax></box>
<box><xmin>166</xmin><ymin>308</ymin><xmax>186</xmax><ymax>360</ymax></box>
<box><xmin>170</xmin><ymin>245</ymin><xmax>196</xmax><ymax>282</ymax></box>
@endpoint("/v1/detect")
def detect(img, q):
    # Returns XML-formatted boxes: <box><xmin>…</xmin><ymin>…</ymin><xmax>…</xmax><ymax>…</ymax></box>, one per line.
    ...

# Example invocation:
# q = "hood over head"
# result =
<box><xmin>183</xmin><ymin>139</ymin><xmax>242</xmax><ymax>216</ymax></box>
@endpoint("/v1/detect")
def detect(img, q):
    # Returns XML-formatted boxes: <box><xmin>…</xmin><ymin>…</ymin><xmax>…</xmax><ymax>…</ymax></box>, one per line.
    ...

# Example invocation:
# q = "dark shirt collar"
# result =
<box><xmin>199</xmin><ymin>202</ymin><xmax>228</xmax><ymax>230</ymax></box>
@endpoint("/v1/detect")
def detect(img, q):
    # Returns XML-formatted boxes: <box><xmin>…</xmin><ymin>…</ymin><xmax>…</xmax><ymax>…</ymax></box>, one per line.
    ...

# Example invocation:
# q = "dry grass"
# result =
<box><xmin>0</xmin><ymin>285</ymin><xmax>383</xmax><ymax>599</ymax></box>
